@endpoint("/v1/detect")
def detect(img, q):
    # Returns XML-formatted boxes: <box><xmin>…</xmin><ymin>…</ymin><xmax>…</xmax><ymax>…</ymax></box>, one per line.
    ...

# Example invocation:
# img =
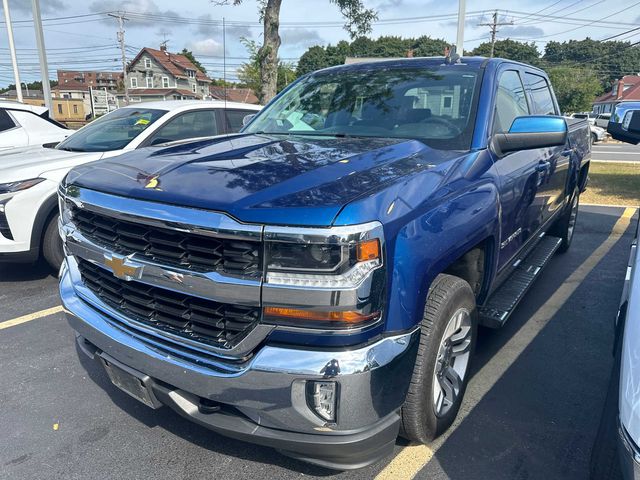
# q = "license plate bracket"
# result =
<box><xmin>100</xmin><ymin>355</ymin><xmax>161</xmax><ymax>409</ymax></box>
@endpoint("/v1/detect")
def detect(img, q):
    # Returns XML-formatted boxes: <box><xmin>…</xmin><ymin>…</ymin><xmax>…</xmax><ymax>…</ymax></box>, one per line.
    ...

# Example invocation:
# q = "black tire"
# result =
<box><xmin>551</xmin><ymin>187</ymin><xmax>580</xmax><ymax>253</ymax></box>
<box><xmin>400</xmin><ymin>274</ymin><xmax>477</xmax><ymax>443</ymax></box>
<box><xmin>42</xmin><ymin>213</ymin><xmax>64</xmax><ymax>272</ymax></box>
<box><xmin>591</xmin><ymin>132</ymin><xmax>597</xmax><ymax>145</ymax></box>
<box><xmin>589</xmin><ymin>335</ymin><xmax>623</xmax><ymax>479</ymax></box>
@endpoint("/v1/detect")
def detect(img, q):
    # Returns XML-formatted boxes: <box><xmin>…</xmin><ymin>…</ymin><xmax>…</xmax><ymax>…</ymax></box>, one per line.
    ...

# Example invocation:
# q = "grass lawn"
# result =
<box><xmin>582</xmin><ymin>161</ymin><xmax>640</xmax><ymax>206</ymax></box>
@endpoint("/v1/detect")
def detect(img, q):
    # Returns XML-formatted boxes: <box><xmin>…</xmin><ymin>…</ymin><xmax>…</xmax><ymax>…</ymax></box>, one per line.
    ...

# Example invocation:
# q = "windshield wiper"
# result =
<box><xmin>57</xmin><ymin>146</ymin><xmax>86</xmax><ymax>152</ymax></box>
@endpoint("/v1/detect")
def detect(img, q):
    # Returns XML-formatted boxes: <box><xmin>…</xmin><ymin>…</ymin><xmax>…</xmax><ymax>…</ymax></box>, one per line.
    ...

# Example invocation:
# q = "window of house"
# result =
<box><xmin>57</xmin><ymin>104</ymin><xmax>63</xmax><ymax>114</ymax></box>
<box><xmin>144</xmin><ymin>58</ymin><xmax>151</xmax><ymax>69</ymax></box>
<box><xmin>73</xmin><ymin>105</ymin><xmax>78</xmax><ymax>114</ymax></box>
<box><xmin>130</xmin><ymin>77</ymin><xmax>138</xmax><ymax>88</ymax></box>
<box><xmin>187</xmin><ymin>70</ymin><xmax>195</xmax><ymax>78</ymax></box>
<box><xmin>192</xmin><ymin>83</ymin><xmax>197</xmax><ymax>93</ymax></box>
<box><xmin>162</xmin><ymin>77</ymin><xmax>169</xmax><ymax>88</ymax></box>
<box><xmin>493</xmin><ymin>70</ymin><xmax>530</xmax><ymax>134</ymax></box>
<box><xmin>146</xmin><ymin>76</ymin><xmax>154</xmax><ymax>88</ymax></box>
<box><xmin>147</xmin><ymin>109</ymin><xmax>218</xmax><ymax>145</ymax></box>
<box><xmin>523</xmin><ymin>73</ymin><xmax>557</xmax><ymax>116</ymax></box>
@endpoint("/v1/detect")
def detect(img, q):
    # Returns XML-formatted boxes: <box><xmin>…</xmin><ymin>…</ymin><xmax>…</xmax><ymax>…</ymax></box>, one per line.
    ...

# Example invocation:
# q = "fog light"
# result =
<box><xmin>308</xmin><ymin>381</ymin><xmax>337</xmax><ymax>422</ymax></box>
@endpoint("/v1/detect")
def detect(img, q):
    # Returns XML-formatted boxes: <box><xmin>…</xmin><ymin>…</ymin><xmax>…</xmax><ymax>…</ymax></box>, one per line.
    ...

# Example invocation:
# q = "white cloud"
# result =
<box><xmin>188</xmin><ymin>38</ymin><xmax>224</xmax><ymax>56</ymax></box>
<box><xmin>88</xmin><ymin>0</ymin><xmax>182</xmax><ymax>27</ymax></box>
<box><xmin>281</xmin><ymin>28</ymin><xmax>325</xmax><ymax>48</ymax></box>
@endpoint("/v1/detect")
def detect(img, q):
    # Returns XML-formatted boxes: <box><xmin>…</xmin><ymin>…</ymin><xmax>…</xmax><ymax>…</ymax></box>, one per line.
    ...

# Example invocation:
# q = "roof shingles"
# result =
<box><xmin>130</xmin><ymin>47</ymin><xmax>211</xmax><ymax>82</ymax></box>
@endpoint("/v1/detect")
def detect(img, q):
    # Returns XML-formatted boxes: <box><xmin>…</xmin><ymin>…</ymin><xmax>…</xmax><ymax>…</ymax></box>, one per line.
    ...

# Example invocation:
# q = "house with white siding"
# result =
<box><xmin>120</xmin><ymin>45</ymin><xmax>213</xmax><ymax>105</ymax></box>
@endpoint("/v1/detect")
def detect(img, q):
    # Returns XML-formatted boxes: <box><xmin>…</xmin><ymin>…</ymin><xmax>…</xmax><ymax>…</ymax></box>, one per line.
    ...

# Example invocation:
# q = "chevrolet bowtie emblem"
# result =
<box><xmin>104</xmin><ymin>253</ymin><xmax>142</xmax><ymax>281</ymax></box>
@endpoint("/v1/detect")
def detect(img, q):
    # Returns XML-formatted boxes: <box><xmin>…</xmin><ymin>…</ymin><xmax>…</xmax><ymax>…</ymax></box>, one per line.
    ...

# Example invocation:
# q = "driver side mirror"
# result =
<box><xmin>608</xmin><ymin>104</ymin><xmax>640</xmax><ymax>145</ymax></box>
<box><xmin>242</xmin><ymin>114</ymin><xmax>256</xmax><ymax>127</ymax></box>
<box><xmin>491</xmin><ymin>116</ymin><xmax>568</xmax><ymax>157</ymax></box>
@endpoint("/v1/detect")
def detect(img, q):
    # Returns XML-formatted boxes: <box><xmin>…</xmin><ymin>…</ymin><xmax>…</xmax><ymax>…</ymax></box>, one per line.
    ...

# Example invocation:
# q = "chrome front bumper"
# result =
<box><xmin>60</xmin><ymin>261</ymin><xmax>419</xmax><ymax>468</ymax></box>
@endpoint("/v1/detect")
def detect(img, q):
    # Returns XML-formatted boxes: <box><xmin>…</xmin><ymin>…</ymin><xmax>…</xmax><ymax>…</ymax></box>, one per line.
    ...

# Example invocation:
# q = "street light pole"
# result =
<box><xmin>108</xmin><ymin>12</ymin><xmax>130</xmax><ymax>105</ymax></box>
<box><xmin>31</xmin><ymin>0</ymin><xmax>52</xmax><ymax>111</ymax></box>
<box><xmin>456</xmin><ymin>0</ymin><xmax>466</xmax><ymax>56</ymax></box>
<box><xmin>2</xmin><ymin>0</ymin><xmax>23</xmax><ymax>102</ymax></box>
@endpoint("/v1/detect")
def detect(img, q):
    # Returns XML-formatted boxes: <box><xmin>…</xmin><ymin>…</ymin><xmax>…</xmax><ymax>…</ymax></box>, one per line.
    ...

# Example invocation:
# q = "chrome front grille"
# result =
<box><xmin>71</xmin><ymin>206</ymin><xmax>261</xmax><ymax>276</ymax></box>
<box><xmin>77</xmin><ymin>258</ymin><xmax>261</xmax><ymax>348</ymax></box>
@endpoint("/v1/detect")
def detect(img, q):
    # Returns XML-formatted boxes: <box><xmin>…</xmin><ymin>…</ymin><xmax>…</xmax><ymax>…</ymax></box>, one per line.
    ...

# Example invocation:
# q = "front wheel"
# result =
<box><xmin>400</xmin><ymin>274</ymin><xmax>477</xmax><ymax>443</ymax></box>
<box><xmin>551</xmin><ymin>188</ymin><xmax>579</xmax><ymax>253</ymax></box>
<box><xmin>42</xmin><ymin>213</ymin><xmax>64</xmax><ymax>272</ymax></box>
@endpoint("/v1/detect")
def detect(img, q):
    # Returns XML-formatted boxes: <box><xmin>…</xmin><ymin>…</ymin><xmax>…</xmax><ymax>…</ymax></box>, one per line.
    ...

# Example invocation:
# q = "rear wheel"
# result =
<box><xmin>400</xmin><ymin>274</ymin><xmax>477</xmax><ymax>443</ymax></box>
<box><xmin>42</xmin><ymin>213</ymin><xmax>64</xmax><ymax>272</ymax></box>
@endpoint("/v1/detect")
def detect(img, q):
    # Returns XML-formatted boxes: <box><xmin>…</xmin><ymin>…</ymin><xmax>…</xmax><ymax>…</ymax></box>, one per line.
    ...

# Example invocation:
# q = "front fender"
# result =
<box><xmin>385</xmin><ymin>182</ymin><xmax>500</xmax><ymax>331</ymax></box>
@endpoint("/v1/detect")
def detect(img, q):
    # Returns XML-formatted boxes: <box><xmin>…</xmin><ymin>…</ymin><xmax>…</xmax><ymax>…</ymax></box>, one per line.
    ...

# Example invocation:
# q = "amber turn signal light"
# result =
<box><xmin>356</xmin><ymin>239</ymin><xmax>380</xmax><ymax>262</ymax></box>
<box><xmin>264</xmin><ymin>307</ymin><xmax>380</xmax><ymax>325</ymax></box>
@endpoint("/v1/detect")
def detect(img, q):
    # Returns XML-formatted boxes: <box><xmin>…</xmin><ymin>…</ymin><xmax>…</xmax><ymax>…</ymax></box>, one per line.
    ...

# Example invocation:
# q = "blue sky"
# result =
<box><xmin>1</xmin><ymin>0</ymin><xmax>639</xmax><ymax>87</ymax></box>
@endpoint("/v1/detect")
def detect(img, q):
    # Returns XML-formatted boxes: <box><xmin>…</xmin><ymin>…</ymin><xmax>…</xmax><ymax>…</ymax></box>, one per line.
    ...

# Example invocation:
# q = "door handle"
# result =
<box><xmin>535</xmin><ymin>161</ymin><xmax>550</xmax><ymax>172</ymax></box>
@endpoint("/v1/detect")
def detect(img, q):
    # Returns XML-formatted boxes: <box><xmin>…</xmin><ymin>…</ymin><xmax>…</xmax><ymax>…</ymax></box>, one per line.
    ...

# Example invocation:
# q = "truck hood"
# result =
<box><xmin>0</xmin><ymin>146</ymin><xmax>104</xmax><ymax>183</ymax></box>
<box><xmin>66</xmin><ymin>134</ymin><xmax>463</xmax><ymax>226</ymax></box>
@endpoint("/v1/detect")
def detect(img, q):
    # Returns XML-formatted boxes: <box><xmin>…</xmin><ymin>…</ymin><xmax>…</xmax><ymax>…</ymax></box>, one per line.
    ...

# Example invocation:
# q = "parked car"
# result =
<box><xmin>591</xmin><ymin>103</ymin><xmax>640</xmax><ymax>479</ymax></box>
<box><xmin>591</xmin><ymin>124</ymin><xmax>606</xmax><ymax>144</ymax></box>
<box><xmin>0</xmin><ymin>100</ymin><xmax>261</xmax><ymax>269</ymax></box>
<box><xmin>58</xmin><ymin>57</ymin><xmax>591</xmax><ymax>470</ymax></box>
<box><xmin>596</xmin><ymin>113</ymin><xmax>612</xmax><ymax>128</ymax></box>
<box><xmin>0</xmin><ymin>101</ymin><xmax>70</xmax><ymax>151</ymax></box>
<box><xmin>572</xmin><ymin>112</ymin><xmax>597</xmax><ymax>126</ymax></box>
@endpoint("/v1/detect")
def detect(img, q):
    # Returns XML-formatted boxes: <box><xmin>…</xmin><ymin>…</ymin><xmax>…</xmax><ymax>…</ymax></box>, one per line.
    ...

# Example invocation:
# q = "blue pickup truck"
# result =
<box><xmin>58</xmin><ymin>56</ymin><xmax>590</xmax><ymax>469</ymax></box>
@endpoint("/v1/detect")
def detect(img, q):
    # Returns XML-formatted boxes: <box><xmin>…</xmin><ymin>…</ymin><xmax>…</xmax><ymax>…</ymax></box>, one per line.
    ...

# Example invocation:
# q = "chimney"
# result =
<box><xmin>160</xmin><ymin>44</ymin><xmax>167</xmax><ymax>52</ymax></box>
<box><xmin>617</xmin><ymin>78</ymin><xmax>625</xmax><ymax>100</ymax></box>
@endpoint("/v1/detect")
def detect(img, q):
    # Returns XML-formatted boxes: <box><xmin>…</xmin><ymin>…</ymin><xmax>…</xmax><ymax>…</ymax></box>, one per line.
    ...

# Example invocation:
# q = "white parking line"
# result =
<box><xmin>375</xmin><ymin>207</ymin><xmax>637</xmax><ymax>480</ymax></box>
<box><xmin>0</xmin><ymin>306</ymin><xmax>63</xmax><ymax>330</ymax></box>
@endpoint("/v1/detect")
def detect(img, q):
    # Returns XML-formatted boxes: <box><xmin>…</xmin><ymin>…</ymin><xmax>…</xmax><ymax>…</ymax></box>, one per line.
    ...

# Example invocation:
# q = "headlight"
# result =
<box><xmin>0</xmin><ymin>178</ymin><xmax>45</xmax><ymax>194</ymax></box>
<box><xmin>262</xmin><ymin>222</ymin><xmax>385</xmax><ymax>329</ymax></box>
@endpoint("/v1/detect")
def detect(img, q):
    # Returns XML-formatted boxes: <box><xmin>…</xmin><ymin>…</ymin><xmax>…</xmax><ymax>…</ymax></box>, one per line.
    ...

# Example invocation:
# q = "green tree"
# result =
<box><xmin>296</xmin><ymin>35</ymin><xmax>450</xmax><ymax>76</ymax></box>
<box><xmin>544</xmin><ymin>38</ymin><xmax>640</xmax><ymax>91</ymax></box>
<box><xmin>238</xmin><ymin>39</ymin><xmax>296</xmax><ymax>95</ymax></box>
<box><xmin>214</xmin><ymin>0</ymin><xmax>377</xmax><ymax>103</ymax></box>
<box><xmin>0</xmin><ymin>80</ymin><xmax>58</xmax><ymax>94</ymax></box>
<box><xmin>471</xmin><ymin>39</ymin><xmax>540</xmax><ymax>65</ymax></box>
<box><xmin>546</xmin><ymin>66</ymin><xmax>603</xmax><ymax>113</ymax></box>
<box><xmin>180</xmin><ymin>48</ymin><xmax>207</xmax><ymax>75</ymax></box>
<box><xmin>411</xmin><ymin>36</ymin><xmax>449</xmax><ymax>57</ymax></box>
<box><xmin>296</xmin><ymin>46</ymin><xmax>331</xmax><ymax>77</ymax></box>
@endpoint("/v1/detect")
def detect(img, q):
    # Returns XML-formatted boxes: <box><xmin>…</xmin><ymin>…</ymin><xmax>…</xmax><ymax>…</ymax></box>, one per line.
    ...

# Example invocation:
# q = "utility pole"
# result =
<box><xmin>109</xmin><ymin>12</ymin><xmax>129</xmax><ymax>105</ymax></box>
<box><xmin>478</xmin><ymin>10</ymin><xmax>514</xmax><ymax>57</ymax></box>
<box><xmin>32</xmin><ymin>0</ymin><xmax>52</xmax><ymax>111</ymax></box>
<box><xmin>456</xmin><ymin>0</ymin><xmax>466</xmax><ymax>56</ymax></box>
<box><xmin>3</xmin><ymin>0</ymin><xmax>22</xmax><ymax>102</ymax></box>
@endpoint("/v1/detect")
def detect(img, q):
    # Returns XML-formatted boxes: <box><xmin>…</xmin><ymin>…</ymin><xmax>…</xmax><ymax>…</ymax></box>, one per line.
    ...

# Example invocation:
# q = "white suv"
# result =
<box><xmin>0</xmin><ymin>101</ymin><xmax>70</xmax><ymax>151</ymax></box>
<box><xmin>0</xmin><ymin>100</ymin><xmax>261</xmax><ymax>269</ymax></box>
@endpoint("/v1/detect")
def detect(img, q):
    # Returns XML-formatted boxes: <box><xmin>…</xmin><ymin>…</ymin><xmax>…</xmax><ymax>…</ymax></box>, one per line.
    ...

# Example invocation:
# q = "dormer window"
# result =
<box><xmin>144</xmin><ymin>58</ymin><xmax>151</xmax><ymax>69</ymax></box>
<box><xmin>187</xmin><ymin>70</ymin><xmax>196</xmax><ymax>78</ymax></box>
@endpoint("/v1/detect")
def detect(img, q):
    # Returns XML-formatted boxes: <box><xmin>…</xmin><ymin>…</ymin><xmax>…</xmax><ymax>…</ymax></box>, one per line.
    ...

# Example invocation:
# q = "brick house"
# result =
<box><xmin>122</xmin><ymin>45</ymin><xmax>213</xmax><ymax>104</ymax></box>
<box><xmin>592</xmin><ymin>75</ymin><xmax>640</xmax><ymax>114</ymax></box>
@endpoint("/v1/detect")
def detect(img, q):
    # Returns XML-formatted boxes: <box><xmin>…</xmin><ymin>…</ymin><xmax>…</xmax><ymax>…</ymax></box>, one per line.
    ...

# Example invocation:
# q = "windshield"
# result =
<box><xmin>244</xmin><ymin>66</ymin><xmax>480</xmax><ymax>150</ymax></box>
<box><xmin>56</xmin><ymin>108</ymin><xmax>166</xmax><ymax>152</ymax></box>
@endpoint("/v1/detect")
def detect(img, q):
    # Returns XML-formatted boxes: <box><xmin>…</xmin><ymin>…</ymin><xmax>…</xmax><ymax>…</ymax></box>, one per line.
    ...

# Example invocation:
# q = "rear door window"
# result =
<box><xmin>0</xmin><ymin>109</ymin><xmax>16</xmax><ymax>132</ymax></box>
<box><xmin>224</xmin><ymin>109</ymin><xmax>256</xmax><ymax>133</ymax></box>
<box><xmin>493</xmin><ymin>70</ymin><xmax>530</xmax><ymax>134</ymax></box>
<box><xmin>524</xmin><ymin>73</ymin><xmax>557</xmax><ymax>115</ymax></box>
<box><xmin>147</xmin><ymin>110</ymin><xmax>218</xmax><ymax>145</ymax></box>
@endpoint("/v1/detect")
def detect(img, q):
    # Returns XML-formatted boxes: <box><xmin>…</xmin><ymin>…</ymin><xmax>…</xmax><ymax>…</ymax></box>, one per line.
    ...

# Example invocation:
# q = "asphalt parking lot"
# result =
<box><xmin>0</xmin><ymin>204</ymin><xmax>637</xmax><ymax>480</ymax></box>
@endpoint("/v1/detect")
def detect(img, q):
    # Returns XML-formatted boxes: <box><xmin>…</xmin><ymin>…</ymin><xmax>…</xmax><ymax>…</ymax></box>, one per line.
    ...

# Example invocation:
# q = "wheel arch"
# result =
<box><xmin>30</xmin><ymin>193</ymin><xmax>59</xmax><ymax>255</ymax></box>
